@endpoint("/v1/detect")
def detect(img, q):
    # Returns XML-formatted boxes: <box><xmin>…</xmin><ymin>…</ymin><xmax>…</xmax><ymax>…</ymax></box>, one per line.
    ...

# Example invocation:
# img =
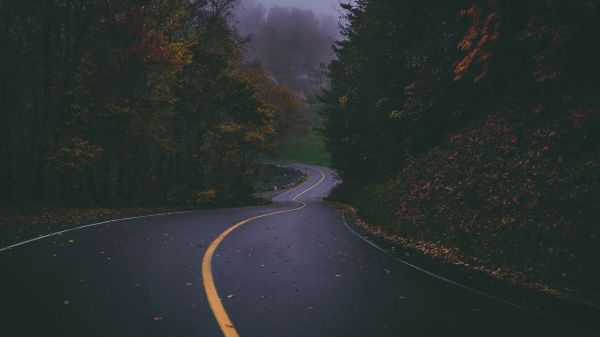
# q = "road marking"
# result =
<box><xmin>341</xmin><ymin>213</ymin><xmax>600</xmax><ymax>337</ymax></box>
<box><xmin>201</xmin><ymin>168</ymin><xmax>326</xmax><ymax>337</ymax></box>
<box><xmin>0</xmin><ymin>210</ymin><xmax>199</xmax><ymax>253</ymax></box>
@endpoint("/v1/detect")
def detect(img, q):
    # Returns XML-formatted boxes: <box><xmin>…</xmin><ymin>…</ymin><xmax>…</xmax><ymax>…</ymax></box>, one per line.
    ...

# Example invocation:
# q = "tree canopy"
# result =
<box><xmin>322</xmin><ymin>0</ymin><xmax>600</xmax><ymax>178</ymax></box>
<box><xmin>0</xmin><ymin>0</ymin><xmax>298</xmax><ymax>205</ymax></box>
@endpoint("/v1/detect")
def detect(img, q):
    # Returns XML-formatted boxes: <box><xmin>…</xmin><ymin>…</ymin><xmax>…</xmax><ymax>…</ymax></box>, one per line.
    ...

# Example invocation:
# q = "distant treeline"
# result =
<box><xmin>323</xmin><ymin>0</ymin><xmax>600</xmax><ymax>178</ymax></box>
<box><xmin>0</xmin><ymin>0</ymin><xmax>298</xmax><ymax>205</ymax></box>
<box><xmin>235</xmin><ymin>1</ymin><xmax>338</xmax><ymax>96</ymax></box>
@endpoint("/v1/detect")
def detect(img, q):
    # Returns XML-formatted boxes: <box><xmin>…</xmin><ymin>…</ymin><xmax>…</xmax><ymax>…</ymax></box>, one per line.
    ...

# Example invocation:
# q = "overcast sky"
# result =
<box><xmin>241</xmin><ymin>0</ymin><xmax>343</xmax><ymax>17</ymax></box>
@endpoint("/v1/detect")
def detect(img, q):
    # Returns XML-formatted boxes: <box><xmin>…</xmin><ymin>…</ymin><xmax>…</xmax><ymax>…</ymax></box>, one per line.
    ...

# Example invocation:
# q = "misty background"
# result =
<box><xmin>234</xmin><ymin>0</ymin><xmax>342</xmax><ymax>100</ymax></box>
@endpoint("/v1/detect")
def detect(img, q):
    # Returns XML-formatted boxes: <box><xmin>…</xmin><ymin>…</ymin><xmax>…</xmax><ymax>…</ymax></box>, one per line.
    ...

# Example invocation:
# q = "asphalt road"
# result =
<box><xmin>1</xmin><ymin>163</ymin><xmax>598</xmax><ymax>337</ymax></box>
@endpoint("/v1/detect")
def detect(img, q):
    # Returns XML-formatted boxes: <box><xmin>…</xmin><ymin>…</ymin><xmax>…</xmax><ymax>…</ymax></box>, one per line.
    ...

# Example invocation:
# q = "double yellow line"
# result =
<box><xmin>201</xmin><ymin>169</ymin><xmax>326</xmax><ymax>337</ymax></box>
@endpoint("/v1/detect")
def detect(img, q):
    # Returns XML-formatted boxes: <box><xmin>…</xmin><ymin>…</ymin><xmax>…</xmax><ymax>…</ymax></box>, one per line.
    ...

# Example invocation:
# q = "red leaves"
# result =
<box><xmin>569</xmin><ymin>108</ymin><xmax>600</xmax><ymax>128</ymax></box>
<box><xmin>518</xmin><ymin>14</ymin><xmax>573</xmax><ymax>83</ymax></box>
<box><xmin>570</xmin><ymin>109</ymin><xmax>586</xmax><ymax>127</ymax></box>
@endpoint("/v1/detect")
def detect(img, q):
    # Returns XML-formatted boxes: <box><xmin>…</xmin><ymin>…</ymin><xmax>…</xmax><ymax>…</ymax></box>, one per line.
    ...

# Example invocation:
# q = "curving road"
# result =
<box><xmin>0</xmin><ymin>163</ymin><xmax>597</xmax><ymax>337</ymax></box>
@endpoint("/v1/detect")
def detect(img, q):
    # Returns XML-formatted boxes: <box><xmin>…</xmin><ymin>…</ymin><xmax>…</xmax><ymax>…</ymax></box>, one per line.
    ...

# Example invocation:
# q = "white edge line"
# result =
<box><xmin>340</xmin><ymin>212</ymin><xmax>600</xmax><ymax>337</ymax></box>
<box><xmin>0</xmin><ymin>210</ymin><xmax>199</xmax><ymax>253</ymax></box>
<box><xmin>0</xmin><ymin>163</ymin><xmax>328</xmax><ymax>254</ymax></box>
<box><xmin>273</xmin><ymin>164</ymin><xmax>320</xmax><ymax>201</ymax></box>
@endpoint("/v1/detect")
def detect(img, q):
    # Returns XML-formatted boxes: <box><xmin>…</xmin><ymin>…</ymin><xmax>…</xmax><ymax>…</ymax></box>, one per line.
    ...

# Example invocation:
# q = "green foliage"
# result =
<box><xmin>0</xmin><ymin>0</ymin><xmax>298</xmax><ymax>205</ymax></box>
<box><xmin>325</xmin><ymin>0</ymin><xmax>600</xmax><ymax>303</ymax></box>
<box><xmin>277</xmin><ymin>104</ymin><xmax>331</xmax><ymax>167</ymax></box>
<box><xmin>323</xmin><ymin>0</ymin><xmax>600</xmax><ymax>179</ymax></box>
<box><xmin>278</xmin><ymin>131</ymin><xmax>331</xmax><ymax>167</ymax></box>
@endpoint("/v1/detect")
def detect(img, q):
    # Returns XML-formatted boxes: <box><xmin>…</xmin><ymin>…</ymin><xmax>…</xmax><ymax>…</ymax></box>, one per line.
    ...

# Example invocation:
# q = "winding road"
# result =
<box><xmin>1</xmin><ymin>163</ymin><xmax>597</xmax><ymax>337</ymax></box>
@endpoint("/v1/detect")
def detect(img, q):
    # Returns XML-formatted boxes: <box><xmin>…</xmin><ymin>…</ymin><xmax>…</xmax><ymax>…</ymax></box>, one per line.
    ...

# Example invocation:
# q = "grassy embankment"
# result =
<box><xmin>331</xmin><ymin>109</ymin><xmax>600</xmax><ymax>306</ymax></box>
<box><xmin>277</xmin><ymin>103</ymin><xmax>331</xmax><ymax>167</ymax></box>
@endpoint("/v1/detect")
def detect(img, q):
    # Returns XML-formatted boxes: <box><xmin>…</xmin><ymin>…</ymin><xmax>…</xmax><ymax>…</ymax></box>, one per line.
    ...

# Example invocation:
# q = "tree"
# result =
<box><xmin>0</xmin><ymin>0</ymin><xmax>299</xmax><ymax>205</ymax></box>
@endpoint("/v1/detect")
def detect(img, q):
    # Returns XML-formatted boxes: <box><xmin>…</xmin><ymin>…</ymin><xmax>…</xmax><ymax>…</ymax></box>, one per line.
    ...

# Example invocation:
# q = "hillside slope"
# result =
<box><xmin>332</xmin><ymin>108</ymin><xmax>600</xmax><ymax>305</ymax></box>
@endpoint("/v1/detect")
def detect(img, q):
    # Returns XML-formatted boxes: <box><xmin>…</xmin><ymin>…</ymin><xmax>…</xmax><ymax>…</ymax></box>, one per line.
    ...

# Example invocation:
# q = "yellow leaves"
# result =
<box><xmin>389</xmin><ymin>110</ymin><xmax>406</xmax><ymax>119</ymax></box>
<box><xmin>46</xmin><ymin>137</ymin><xmax>104</xmax><ymax>172</ymax></box>
<box><xmin>217</xmin><ymin>122</ymin><xmax>242</xmax><ymax>134</ymax></box>
<box><xmin>196</xmin><ymin>189</ymin><xmax>217</xmax><ymax>203</ymax></box>
<box><xmin>244</xmin><ymin>131</ymin><xmax>266</xmax><ymax>143</ymax></box>
<box><xmin>168</xmin><ymin>42</ymin><xmax>193</xmax><ymax>66</ymax></box>
<box><xmin>338</xmin><ymin>95</ymin><xmax>349</xmax><ymax>109</ymax></box>
<box><xmin>107</xmin><ymin>103</ymin><xmax>131</xmax><ymax>114</ymax></box>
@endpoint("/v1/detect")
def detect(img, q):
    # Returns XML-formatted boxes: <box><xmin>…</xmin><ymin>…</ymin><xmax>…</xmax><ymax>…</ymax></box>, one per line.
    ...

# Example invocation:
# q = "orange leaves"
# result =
<box><xmin>130</xmin><ymin>29</ymin><xmax>191</xmax><ymax>66</ymax></box>
<box><xmin>457</xmin><ymin>5</ymin><xmax>481</xmax><ymax>52</ymax></box>
<box><xmin>117</xmin><ymin>9</ymin><xmax>191</xmax><ymax>66</ymax></box>
<box><xmin>454</xmin><ymin>4</ymin><xmax>502</xmax><ymax>82</ymax></box>
<box><xmin>46</xmin><ymin>137</ymin><xmax>104</xmax><ymax>173</ymax></box>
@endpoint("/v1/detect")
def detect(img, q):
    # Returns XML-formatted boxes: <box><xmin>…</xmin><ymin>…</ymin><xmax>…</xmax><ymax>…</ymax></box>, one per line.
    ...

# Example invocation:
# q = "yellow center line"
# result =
<box><xmin>201</xmin><ymin>168</ymin><xmax>326</xmax><ymax>337</ymax></box>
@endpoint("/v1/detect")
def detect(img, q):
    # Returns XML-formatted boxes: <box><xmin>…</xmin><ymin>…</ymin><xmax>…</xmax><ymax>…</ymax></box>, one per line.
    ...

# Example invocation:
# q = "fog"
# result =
<box><xmin>243</xmin><ymin>0</ymin><xmax>341</xmax><ymax>17</ymax></box>
<box><xmin>234</xmin><ymin>0</ymin><xmax>341</xmax><ymax>96</ymax></box>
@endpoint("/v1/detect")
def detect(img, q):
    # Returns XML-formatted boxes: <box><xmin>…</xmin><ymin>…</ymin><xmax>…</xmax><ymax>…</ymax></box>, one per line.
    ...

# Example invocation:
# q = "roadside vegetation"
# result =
<box><xmin>0</xmin><ymin>163</ymin><xmax>305</xmax><ymax>248</ymax></box>
<box><xmin>0</xmin><ymin>0</ymin><xmax>334</xmax><ymax>248</ymax></box>
<box><xmin>323</xmin><ymin>1</ymin><xmax>600</xmax><ymax>305</ymax></box>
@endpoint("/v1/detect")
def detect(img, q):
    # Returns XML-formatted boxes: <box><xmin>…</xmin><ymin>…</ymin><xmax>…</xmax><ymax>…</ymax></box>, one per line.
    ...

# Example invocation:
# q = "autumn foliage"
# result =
<box><xmin>0</xmin><ymin>0</ymin><xmax>297</xmax><ymax>205</ymax></box>
<box><xmin>324</xmin><ymin>0</ymin><xmax>600</xmax><ymax>304</ymax></box>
